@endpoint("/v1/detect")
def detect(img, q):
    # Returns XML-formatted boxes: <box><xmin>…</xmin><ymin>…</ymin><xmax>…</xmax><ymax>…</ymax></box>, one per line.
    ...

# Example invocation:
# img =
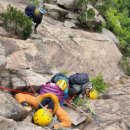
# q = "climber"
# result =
<box><xmin>15</xmin><ymin>93</ymin><xmax>72</xmax><ymax>129</ymax></box>
<box><xmin>25</xmin><ymin>5</ymin><xmax>46</xmax><ymax>33</ymax></box>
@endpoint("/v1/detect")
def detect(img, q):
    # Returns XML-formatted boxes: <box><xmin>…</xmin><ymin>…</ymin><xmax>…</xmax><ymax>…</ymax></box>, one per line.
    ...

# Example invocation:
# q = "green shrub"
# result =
<box><xmin>74</xmin><ymin>0</ymin><xmax>104</xmax><ymax>32</ymax></box>
<box><xmin>119</xmin><ymin>56</ymin><xmax>130</xmax><ymax>76</ymax></box>
<box><xmin>104</xmin><ymin>1</ymin><xmax>130</xmax><ymax>57</ymax></box>
<box><xmin>90</xmin><ymin>74</ymin><xmax>107</xmax><ymax>93</ymax></box>
<box><xmin>0</xmin><ymin>5</ymin><xmax>32</xmax><ymax>39</ymax></box>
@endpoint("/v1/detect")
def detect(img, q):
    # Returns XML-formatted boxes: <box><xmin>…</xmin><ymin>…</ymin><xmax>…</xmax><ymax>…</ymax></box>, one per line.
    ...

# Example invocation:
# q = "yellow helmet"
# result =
<box><xmin>34</xmin><ymin>9</ymin><xmax>40</xmax><ymax>16</ymax></box>
<box><xmin>33</xmin><ymin>108</ymin><xmax>52</xmax><ymax>126</ymax></box>
<box><xmin>56</xmin><ymin>80</ymin><xmax>67</xmax><ymax>91</ymax></box>
<box><xmin>89</xmin><ymin>89</ymin><xmax>99</xmax><ymax>99</ymax></box>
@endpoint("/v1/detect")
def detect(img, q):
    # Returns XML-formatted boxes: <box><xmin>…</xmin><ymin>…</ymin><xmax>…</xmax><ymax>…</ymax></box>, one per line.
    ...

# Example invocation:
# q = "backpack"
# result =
<box><xmin>68</xmin><ymin>73</ymin><xmax>90</xmax><ymax>95</ymax></box>
<box><xmin>51</xmin><ymin>73</ymin><xmax>69</xmax><ymax>84</ymax></box>
<box><xmin>25</xmin><ymin>5</ymin><xmax>36</xmax><ymax>18</ymax></box>
<box><xmin>39</xmin><ymin>83</ymin><xmax>64</xmax><ymax>102</ymax></box>
<box><xmin>69</xmin><ymin>73</ymin><xmax>89</xmax><ymax>85</ymax></box>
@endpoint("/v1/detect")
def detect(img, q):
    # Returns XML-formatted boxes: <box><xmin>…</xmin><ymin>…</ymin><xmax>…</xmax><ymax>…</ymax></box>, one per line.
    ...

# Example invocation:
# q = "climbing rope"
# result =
<box><xmin>0</xmin><ymin>86</ymin><xmax>34</xmax><ymax>95</ymax></box>
<box><xmin>78</xmin><ymin>97</ymin><xmax>101</xmax><ymax>126</ymax></box>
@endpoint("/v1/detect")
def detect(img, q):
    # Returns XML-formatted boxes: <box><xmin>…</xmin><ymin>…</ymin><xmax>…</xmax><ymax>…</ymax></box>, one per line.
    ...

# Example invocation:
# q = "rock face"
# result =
<box><xmin>0</xmin><ymin>116</ymin><xmax>17</xmax><ymax>130</ymax></box>
<box><xmin>0</xmin><ymin>1</ymin><xmax>129</xmax><ymax>130</ymax></box>
<box><xmin>39</xmin><ymin>23</ymin><xmax>123</xmax><ymax>81</ymax></box>
<box><xmin>0</xmin><ymin>22</ymin><xmax>123</xmax><ymax>81</ymax></box>
<box><xmin>0</xmin><ymin>92</ymin><xmax>28</xmax><ymax>121</ymax></box>
<box><xmin>0</xmin><ymin>42</ymin><xmax>6</xmax><ymax>71</ymax></box>
<box><xmin>10</xmin><ymin>69</ymin><xmax>50</xmax><ymax>91</ymax></box>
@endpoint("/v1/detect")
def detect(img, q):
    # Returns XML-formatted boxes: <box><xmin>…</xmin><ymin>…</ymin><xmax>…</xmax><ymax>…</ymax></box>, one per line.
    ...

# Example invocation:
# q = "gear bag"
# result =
<box><xmin>69</xmin><ymin>73</ymin><xmax>90</xmax><ymax>95</ymax></box>
<box><xmin>69</xmin><ymin>73</ymin><xmax>89</xmax><ymax>85</ymax></box>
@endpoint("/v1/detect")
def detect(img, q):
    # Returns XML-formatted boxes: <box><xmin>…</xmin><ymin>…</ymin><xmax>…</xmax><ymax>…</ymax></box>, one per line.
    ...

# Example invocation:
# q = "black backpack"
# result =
<box><xmin>69</xmin><ymin>73</ymin><xmax>89</xmax><ymax>85</ymax></box>
<box><xmin>69</xmin><ymin>73</ymin><xmax>90</xmax><ymax>95</ymax></box>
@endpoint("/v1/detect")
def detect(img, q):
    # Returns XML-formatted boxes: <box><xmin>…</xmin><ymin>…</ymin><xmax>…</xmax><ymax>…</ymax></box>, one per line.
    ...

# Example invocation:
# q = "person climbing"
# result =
<box><xmin>15</xmin><ymin>93</ymin><xmax>72</xmax><ymax>129</ymax></box>
<box><xmin>25</xmin><ymin>5</ymin><xmax>46</xmax><ymax>33</ymax></box>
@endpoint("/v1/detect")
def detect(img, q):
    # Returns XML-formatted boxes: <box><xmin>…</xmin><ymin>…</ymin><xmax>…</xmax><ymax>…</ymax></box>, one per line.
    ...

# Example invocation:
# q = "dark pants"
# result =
<box><xmin>38</xmin><ymin>98</ymin><xmax>54</xmax><ymax>110</ymax></box>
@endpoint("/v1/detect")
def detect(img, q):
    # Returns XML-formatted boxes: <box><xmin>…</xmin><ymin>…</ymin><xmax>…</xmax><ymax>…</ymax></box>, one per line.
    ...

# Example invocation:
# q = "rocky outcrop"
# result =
<box><xmin>44</xmin><ymin>3</ymin><xmax>68</xmax><ymax>19</ymax></box>
<box><xmin>0</xmin><ymin>92</ymin><xmax>28</xmax><ymax>121</ymax></box>
<box><xmin>10</xmin><ymin>69</ymin><xmax>50</xmax><ymax>91</ymax></box>
<box><xmin>57</xmin><ymin>0</ymin><xmax>75</xmax><ymax>10</ymax></box>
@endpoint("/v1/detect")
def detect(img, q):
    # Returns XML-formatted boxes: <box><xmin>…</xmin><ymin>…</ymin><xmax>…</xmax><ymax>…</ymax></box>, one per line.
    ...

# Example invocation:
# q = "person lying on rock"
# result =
<box><xmin>15</xmin><ymin>92</ymin><xmax>72</xmax><ymax>129</ymax></box>
<box><xmin>25</xmin><ymin>5</ymin><xmax>46</xmax><ymax>33</ymax></box>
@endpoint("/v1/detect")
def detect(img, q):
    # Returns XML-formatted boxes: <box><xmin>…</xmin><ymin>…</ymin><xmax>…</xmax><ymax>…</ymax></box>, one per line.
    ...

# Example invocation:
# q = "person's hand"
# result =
<box><xmin>21</xmin><ymin>102</ymin><xmax>32</xmax><ymax>111</ymax></box>
<box><xmin>24</xmin><ymin>106</ymin><xmax>32</xmax><ymax>111</ymax></box>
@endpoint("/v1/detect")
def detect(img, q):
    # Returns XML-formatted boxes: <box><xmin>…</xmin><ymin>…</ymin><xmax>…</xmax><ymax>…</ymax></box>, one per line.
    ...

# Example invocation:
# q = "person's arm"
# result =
<box><xmin>54</xmin><ymin>106</ymin><xmax>72</xmax><ymax>129</ymax></box>
<box><xmin>15</xmin><ymin>93</ymin><xmax>39</xmax><ymax>108</ymax></box>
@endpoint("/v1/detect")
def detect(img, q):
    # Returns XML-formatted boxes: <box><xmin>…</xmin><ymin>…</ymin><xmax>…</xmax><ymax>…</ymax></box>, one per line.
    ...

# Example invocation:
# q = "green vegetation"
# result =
<box><xmin>74</xmin><ymin>0</ymin><xmax>112</xmax><ymax>32</ymax></box>
<box><xmin>105</xmin><ymin>0</ymin><xmax>130</xmax><ymax>57</ymax></box>
<box><xmin>0</xmin><ymin>5</ymin><xmax>32</xmax><ymax>39</ymax></box>
<box><xmin>90</xmin><ymin>74</ymin><xmax>107</xmax><ymax>93</ymax></box>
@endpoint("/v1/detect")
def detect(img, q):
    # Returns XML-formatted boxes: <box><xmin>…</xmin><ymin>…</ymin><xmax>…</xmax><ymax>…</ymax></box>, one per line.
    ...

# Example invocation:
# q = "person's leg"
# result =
<box><xmin>34</xmin><ymin>23</ymin><xmax>39</xmax><ymax>34</ymax></box>
<box><xmin>38</xmin><ymin>98</ymin><xmax>54</xmax><ymax>110</ymax></box>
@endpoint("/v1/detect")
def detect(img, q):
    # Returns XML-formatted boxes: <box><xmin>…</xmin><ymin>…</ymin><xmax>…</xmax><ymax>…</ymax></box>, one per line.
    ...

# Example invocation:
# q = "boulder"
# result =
<box><xmin>65</xmin><ymin>12</ymin><xmax>79</xmax><ymax>20</ymax></box>
<box><xmin>10</xmin><ymin>69</ymin><xmax>50</xmax><ymax>92</ymax></box>
<box><xmin>0</xmin><ymin>91</ymin><xmax>28</xmax><ymax>121</ymax></box>
<box><xmin>44</xmin><ymin>3</ymin><xmax>68</xmax><ymax>19</ymax></box>
<box><xmin>64</xmin><ymin>20</ymin><xmax>76</xmax><ymax>28</ymax></box>
<box><xmin>0</xmin><ymin>116</ymin><xmax>17</xmax><ymax>130</ymax></box>
<box><xmin>57</xmin><ymin>0</ymin><xmax>75</xmax><ymax>10</ymax></box>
